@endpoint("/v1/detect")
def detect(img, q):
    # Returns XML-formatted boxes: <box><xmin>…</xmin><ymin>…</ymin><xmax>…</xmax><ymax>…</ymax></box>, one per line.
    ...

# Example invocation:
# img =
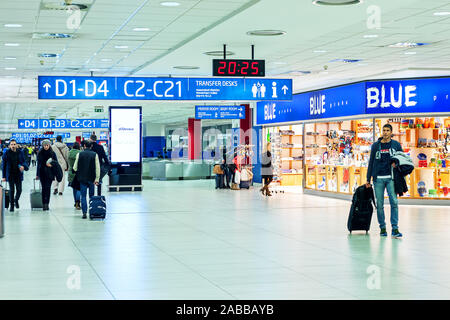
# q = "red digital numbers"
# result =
<box><xmin>251</xmin><ymin>62</ymin><xmax>259</xmax><ymax>75</ymax></box>
<box><xmin>228</xmin><ymin>61</ymin><xmax>237</xmax><ymax>74</ymax></box>
<box><xmin>218</xmin><ymin>61</ymin><xmax>226</xmax><ymax>74</ymax></box>
<box><xmin>241</xmin><ymin>61</ymin><xmax>249</xmax><ymax>75</ymax></box>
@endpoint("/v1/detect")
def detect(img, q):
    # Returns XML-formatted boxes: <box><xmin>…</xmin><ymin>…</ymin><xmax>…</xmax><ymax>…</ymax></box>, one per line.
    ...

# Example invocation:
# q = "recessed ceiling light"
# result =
<box><xmin>313</xmin><ymin>0</ymin><xmax>363</xmax><ymax>5</ymax></box>
<box><xmin>4</xmin><ymin>57</ymin><xmax>16</xmax><ymax>60</ymax></box>
<box><xmin>173</xmin><ymin>66</ymin><xmax>199</xmax><ymax>69</ymax></box>
<box><xmin>203</xmin><ymin>50</ymin><xmax>235</xmax><ymax>56</ymax></box>
<box><xmin>160</xmin><ymin>1</ymin><xmax>180</xmax><ymax>6</ymax></box>
<box><xmin>5</xmin><ymin>67</ymin><xmax>17</xmax><ymax>70</ymax></box>
<box><xmin>364</xmin><ymin>34</ymin><xmax>378</xmax><ymax>38</ymax></box>
<box><xmin>246</xmin><ymin>30</ymin><xmax>286</xmax><ymax>36</ymax></box>
<box><xmin>388</xmin><ymin>42</ymin><xmax>429</xmax><ymax>48</ymax></box>
<box><xmin>433</xmin><ymin>12</ymin><xmax>450</xmax><ymax>16</ymax></box>
<box><xmin>4</xmin><ymin>24</ymin><xmax>22</xmax><ymax>28</ymax></box>
<box><xmin>404</xmin><ymin>52</ymin><xmax>417</xmax><ymax>55</ymax></box>
<box><xmin>4</xmin><ymin>43</ymin><xmax>20</xmax><ymax>46</ymax></box>
<box><xmin>133</xmin><ymin>27</ymin><xmax>150</xmax><ymax>31</ymax></box>
<box><xmin>115</xmin><ymin>45</ymin><xmax>129</xmax><ymax>49</ymax></box>
<box><xmin>101</xmin><ymin>58</ymin><xmax>112</xmax><ymax>62</ymax></box>
<box><xmin>330</xmin><ymin>58</ymin><xmax>361</xmax><ymax>63</ymax></box>
<box><xmin>314</xmin><ymin>50</ymin><xmax>327</xmax><ymax>53</ymax></box>
<box><xmin>38</xmin><ymin>53</ymin><xmax>59</xmax><ymax>58</ymax></box>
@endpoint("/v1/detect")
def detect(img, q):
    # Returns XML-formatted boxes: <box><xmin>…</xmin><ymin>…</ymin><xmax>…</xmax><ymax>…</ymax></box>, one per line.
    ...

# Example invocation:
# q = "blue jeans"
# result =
<box><xmin>80</xmin><ymin>182</ymin><xmax>95</xmax><ymax>214</ymax></box>
<box><xmin>72</xmin><ymin>188</ymin><xmax>80</xmax><ymax>203</ymax></box>
<box><xmin>374</xmin><ymin>178</ymin><xmax>399</xmax><ymax>230</ymax></box>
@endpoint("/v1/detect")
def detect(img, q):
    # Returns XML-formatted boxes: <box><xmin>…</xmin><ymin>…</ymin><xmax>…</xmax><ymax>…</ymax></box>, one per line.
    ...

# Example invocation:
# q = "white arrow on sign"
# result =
<box><xmin>282</xmin><ymin>85</ymin><xmax>289</xmax><ymax>94</ymax></box>
<box><xmin>43</xmin><ymin>83</ymin><xmax>51</xmax><ymax>93</ymax></box>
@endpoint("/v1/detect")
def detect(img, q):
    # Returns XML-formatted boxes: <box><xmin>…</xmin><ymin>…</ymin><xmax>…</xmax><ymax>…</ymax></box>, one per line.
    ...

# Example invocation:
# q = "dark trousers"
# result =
<box><xmin>8</xmin><ymin>175</ymin><xmax>22</xmax><ymax>205</ymax></box>
<box><xmin>224</xmin><ymin>167</ymin><xmax>232</xmax><ymax>188</ymax></box>
<box><xmin>80</xmin><ymin>182</ymin><xmax>95</xmax><ymax>214</ymax></box>
<box><xmin>263</xmin><ymin>176</ymin><xmax>273</xmax><ymax>186</ymax></box>
<box><xmin>215</xmin><ymin>174</ymin><xmax>224</xmax><ymax>189</ymax></box>
<box><xmin>41</xmin><ymin>179</ymin><xmax>53</xmax><ymax>205</ymax></box>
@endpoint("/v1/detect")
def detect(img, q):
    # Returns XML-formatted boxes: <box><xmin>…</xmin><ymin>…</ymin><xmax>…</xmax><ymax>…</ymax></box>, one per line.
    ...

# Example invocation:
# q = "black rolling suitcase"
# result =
<box><xmin>30</xmin><ymin>179</ymin><xmax>43</xmax><ymax>210</ymax></box>
<box><xmin>89</xmin><ymin>196</ymin><xmax>106</xmax><ymax>220</ymax></box>
<box><xmin>348</xmin><ymin>185</ymin><xmax>376</xmax><ymax>234</ymax></box>
<box><xmin>3</xmin><ymin>182</ymin><xmax>10</xmax><ymax>209</ymax></box>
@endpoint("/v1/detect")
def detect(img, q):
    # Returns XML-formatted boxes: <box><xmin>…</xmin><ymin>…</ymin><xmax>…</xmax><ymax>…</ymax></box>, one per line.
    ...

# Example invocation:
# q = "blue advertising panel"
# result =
<box><xmin>18</xmin><ymin>119</ymin><xmax>109</xmax><ymax>129</ymax></box>
<box><xmin>38</xmin><ymin>76</ymin><xmax>292</xmax><ymax>101</ymax></box>
<box><xmin>195</xmin><ymin>105</ymin><xmax>246</xmax><ymax>119</ymax></box>
<box><xmin>256</xmin><ymin>82</ymin><xmax>366</xmax><ymax>125</ymax></box>
<box><xmin>366</xmin><ymin>78</ymin><xmax>450</xmax><ymax>114</ymax></box>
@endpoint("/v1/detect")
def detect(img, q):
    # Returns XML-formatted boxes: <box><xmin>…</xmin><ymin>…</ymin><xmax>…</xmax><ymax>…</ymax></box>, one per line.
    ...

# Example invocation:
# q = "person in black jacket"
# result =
<box><xmin>36</xmin><ymin>140</ymin><xmax>58</xmax><ymax>211</ymax></box>
<box><xmin>73</xmin><ymin>141</ymin><xmax>100</xmax><ymax>219</ymax></box>
<box><xmin>90</xmin><ymin>134</ymin><xmax>110</xmax><ymax>196</ymax></box>
<box><xmin>2</xmin><ymin>139</ymin><xmax>29</xmax><ymax>212</ymax></box>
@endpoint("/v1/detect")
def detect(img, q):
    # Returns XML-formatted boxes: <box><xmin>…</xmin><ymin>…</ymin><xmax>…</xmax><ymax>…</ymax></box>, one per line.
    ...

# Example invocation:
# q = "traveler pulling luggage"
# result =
<box><xmin>89</xmin><ymin>195</ymin><xmax>106</xmax><ymax>220</ymax></box>
<box><xmin>348</xmin><ymin>185</ymin><xmax>376</xmax><ymax>234</ymax></box>
<box><xmin>3</xmin><ymin>182</ymin><xmax>9</xmax><ymax>209</ymax></box>
<box><xmin>30</xmin><ymin>179</ymin><xmax>43</xmax><ymax>210</ymax></box>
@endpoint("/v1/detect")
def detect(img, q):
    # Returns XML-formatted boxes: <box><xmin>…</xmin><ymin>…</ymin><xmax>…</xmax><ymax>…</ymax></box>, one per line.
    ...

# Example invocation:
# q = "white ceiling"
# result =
<box><xmin>1</xmin><ymin>0</ymin><xmax>450</xmax><ymax>131</ymax></box>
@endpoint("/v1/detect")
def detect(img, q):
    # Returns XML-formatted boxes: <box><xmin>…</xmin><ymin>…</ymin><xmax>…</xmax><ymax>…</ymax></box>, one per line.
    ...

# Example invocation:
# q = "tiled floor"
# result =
<box><xmin>1</xmin><ymin>174</ymin><xmax>450</xmax><ymax>300</ymax></box>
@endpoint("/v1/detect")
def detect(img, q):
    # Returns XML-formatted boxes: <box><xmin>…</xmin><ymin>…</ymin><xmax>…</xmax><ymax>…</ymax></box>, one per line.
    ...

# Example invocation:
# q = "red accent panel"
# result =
<box><xmin>188</xmin><ymin>118</ymin><xmax>202</xmax><ymax>160</ymax></box>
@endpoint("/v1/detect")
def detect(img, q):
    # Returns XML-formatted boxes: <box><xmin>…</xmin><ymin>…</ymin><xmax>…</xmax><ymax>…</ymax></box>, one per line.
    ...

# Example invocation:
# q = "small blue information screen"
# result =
<box><xmin>38</xmin><ymin>76</ymin><xmax>292</xmax><ymax>101</ymax></box>
<box><xmin>18</xmin><ymin>119</ymin><xmax>109</xmax><ymax>129</ymax></box>
<box><xmin>195</xmin><ymin>105</ymin><xmax>246</xmax><ymax>119</ymax></box>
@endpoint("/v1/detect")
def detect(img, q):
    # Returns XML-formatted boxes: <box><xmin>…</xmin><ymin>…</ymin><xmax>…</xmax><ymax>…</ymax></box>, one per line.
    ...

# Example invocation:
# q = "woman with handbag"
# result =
<box><xmin>68</xmin><ymin>142</ymin><xmax>82</xmax><ymax>210</ymax></box>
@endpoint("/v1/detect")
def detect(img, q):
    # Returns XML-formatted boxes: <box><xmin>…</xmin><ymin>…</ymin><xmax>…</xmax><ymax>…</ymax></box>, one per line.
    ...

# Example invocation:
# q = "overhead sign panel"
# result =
<box><xmin>195</xmin><ymin>105</ymin><xmax>246</xmax><ymax>119</ymax></box>
<box><xmin>18</xmin><ymin>119</ymin><xmax>109</xmax><ymax>129</ymax></box>
<box><xmin>38</xmin><ymin>76</ymin><xmax>292</xmax><ymax>101</ymax></box>
<box><xmin>256</xmin><ymin>82</ymin><xmax>366</xmax><ymax>125</ymax></box>
<box><xmin>11</xmin><ymin>132</ymin><xmax>71</xmax><ymax>143</ymax></box>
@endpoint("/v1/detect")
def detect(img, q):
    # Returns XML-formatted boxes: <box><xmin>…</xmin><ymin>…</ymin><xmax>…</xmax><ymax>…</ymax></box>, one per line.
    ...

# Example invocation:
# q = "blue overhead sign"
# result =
<box><xmin>365</xmin><ymin>78</ymin><xmax>450</xmax><ymax>114</ymax></box>
<box><xmin>18</xmin><ymin>119</ymin><xmax>109</xmax><ymax>129</ymax></box>
<box><xmin>38</xmin><ymin>76</ymin><xmax>292</xmax><ymax>101</ymax></box>
<box><xmin>11</xmin><ymin>132</ymin><xmax>71</xmax><ymax>143</ymax></box>
<box><xmin>195</xmin><ymin>105</ymin><xmax>246</xmax><ymax>119</ymax></box>
<box><xmin>256</xmin><ymin>82</ymin><xmax>366</xmax><ymax>125</ymax></box>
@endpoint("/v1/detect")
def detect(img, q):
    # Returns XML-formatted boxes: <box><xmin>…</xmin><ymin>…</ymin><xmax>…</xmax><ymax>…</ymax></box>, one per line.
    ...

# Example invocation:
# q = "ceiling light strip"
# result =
<box><xmin>50</xmin><ymin>0</ymin><xmax>98</xmax><ymax>71</ymax></box>
<box><xmin>81</xmin><ymin>0</ymin><xmax>151</xmax><ymax>69</ymax></box>
<box><xmin>130</xmin><ymin>0</ymin><xmax>262</xmax><ymax>75</ymax></box>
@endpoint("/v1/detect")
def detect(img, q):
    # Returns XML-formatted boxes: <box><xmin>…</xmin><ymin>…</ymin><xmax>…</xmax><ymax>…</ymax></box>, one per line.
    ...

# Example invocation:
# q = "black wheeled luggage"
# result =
<box><xmin>347</xmin><ymin>185</ymin><xmax>376</xmax><ymax>234</ymax></box>
<box><xmin>4</xmin><ymin>182</ymin><xmax>10</xmax><ymax>209</ymax></box>
<box><xmin>89</xmin><ymin>196</ymin><xmax>106</xmax><ymax>220</ymax></box>
<box><xmin>30</xmin><ymin>179</ymin><xmax>43</xmax><ymax>210</ymax></box>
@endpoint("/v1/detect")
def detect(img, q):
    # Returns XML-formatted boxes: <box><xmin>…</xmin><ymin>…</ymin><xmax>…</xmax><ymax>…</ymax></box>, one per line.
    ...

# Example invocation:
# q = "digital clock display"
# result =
<box><xmin>213</xmin><ymin>59</ymin><xmax>265</xmax><ymax>77</ymax></box>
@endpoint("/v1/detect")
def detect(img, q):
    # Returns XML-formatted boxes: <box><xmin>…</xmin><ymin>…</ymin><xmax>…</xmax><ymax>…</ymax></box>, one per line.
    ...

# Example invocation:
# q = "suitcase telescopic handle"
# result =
<box><xmin>33</xmin><ymin>179</ymin><xmax>41</xmax><ymax>191</ymax></box>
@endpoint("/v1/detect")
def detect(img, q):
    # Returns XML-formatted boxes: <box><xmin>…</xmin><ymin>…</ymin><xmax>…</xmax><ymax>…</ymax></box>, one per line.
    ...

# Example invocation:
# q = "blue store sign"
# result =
<box><xmin>195</xmin><ymin>105</ymin><xmax>246</xmax><ymax>119</ymax></box>
<box><xmin>256</xmin><ymin>82</ymin><xmax>366</xmax><ymax>125</ymax></box>
<box><xmin>256</xmin><ymin>77</ymin><xmax>450</xmax><ymax>126</ymax></box>
<box><xmin>366</xmin><ymin>77</ymin><xmax>450</xmax><ymax>114</ymax></box>
<box><xmin>38</xmin><ymin>76</ymin><xmax>292</xmax><ymax>101</ymax></box>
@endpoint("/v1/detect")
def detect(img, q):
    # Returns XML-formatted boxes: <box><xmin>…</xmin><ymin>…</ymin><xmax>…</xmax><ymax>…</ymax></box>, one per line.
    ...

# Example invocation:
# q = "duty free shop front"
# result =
<box><xmin>256</xmin><ymin>76</ymin><xmax>450</xmax><ymax>204</ymax></box>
